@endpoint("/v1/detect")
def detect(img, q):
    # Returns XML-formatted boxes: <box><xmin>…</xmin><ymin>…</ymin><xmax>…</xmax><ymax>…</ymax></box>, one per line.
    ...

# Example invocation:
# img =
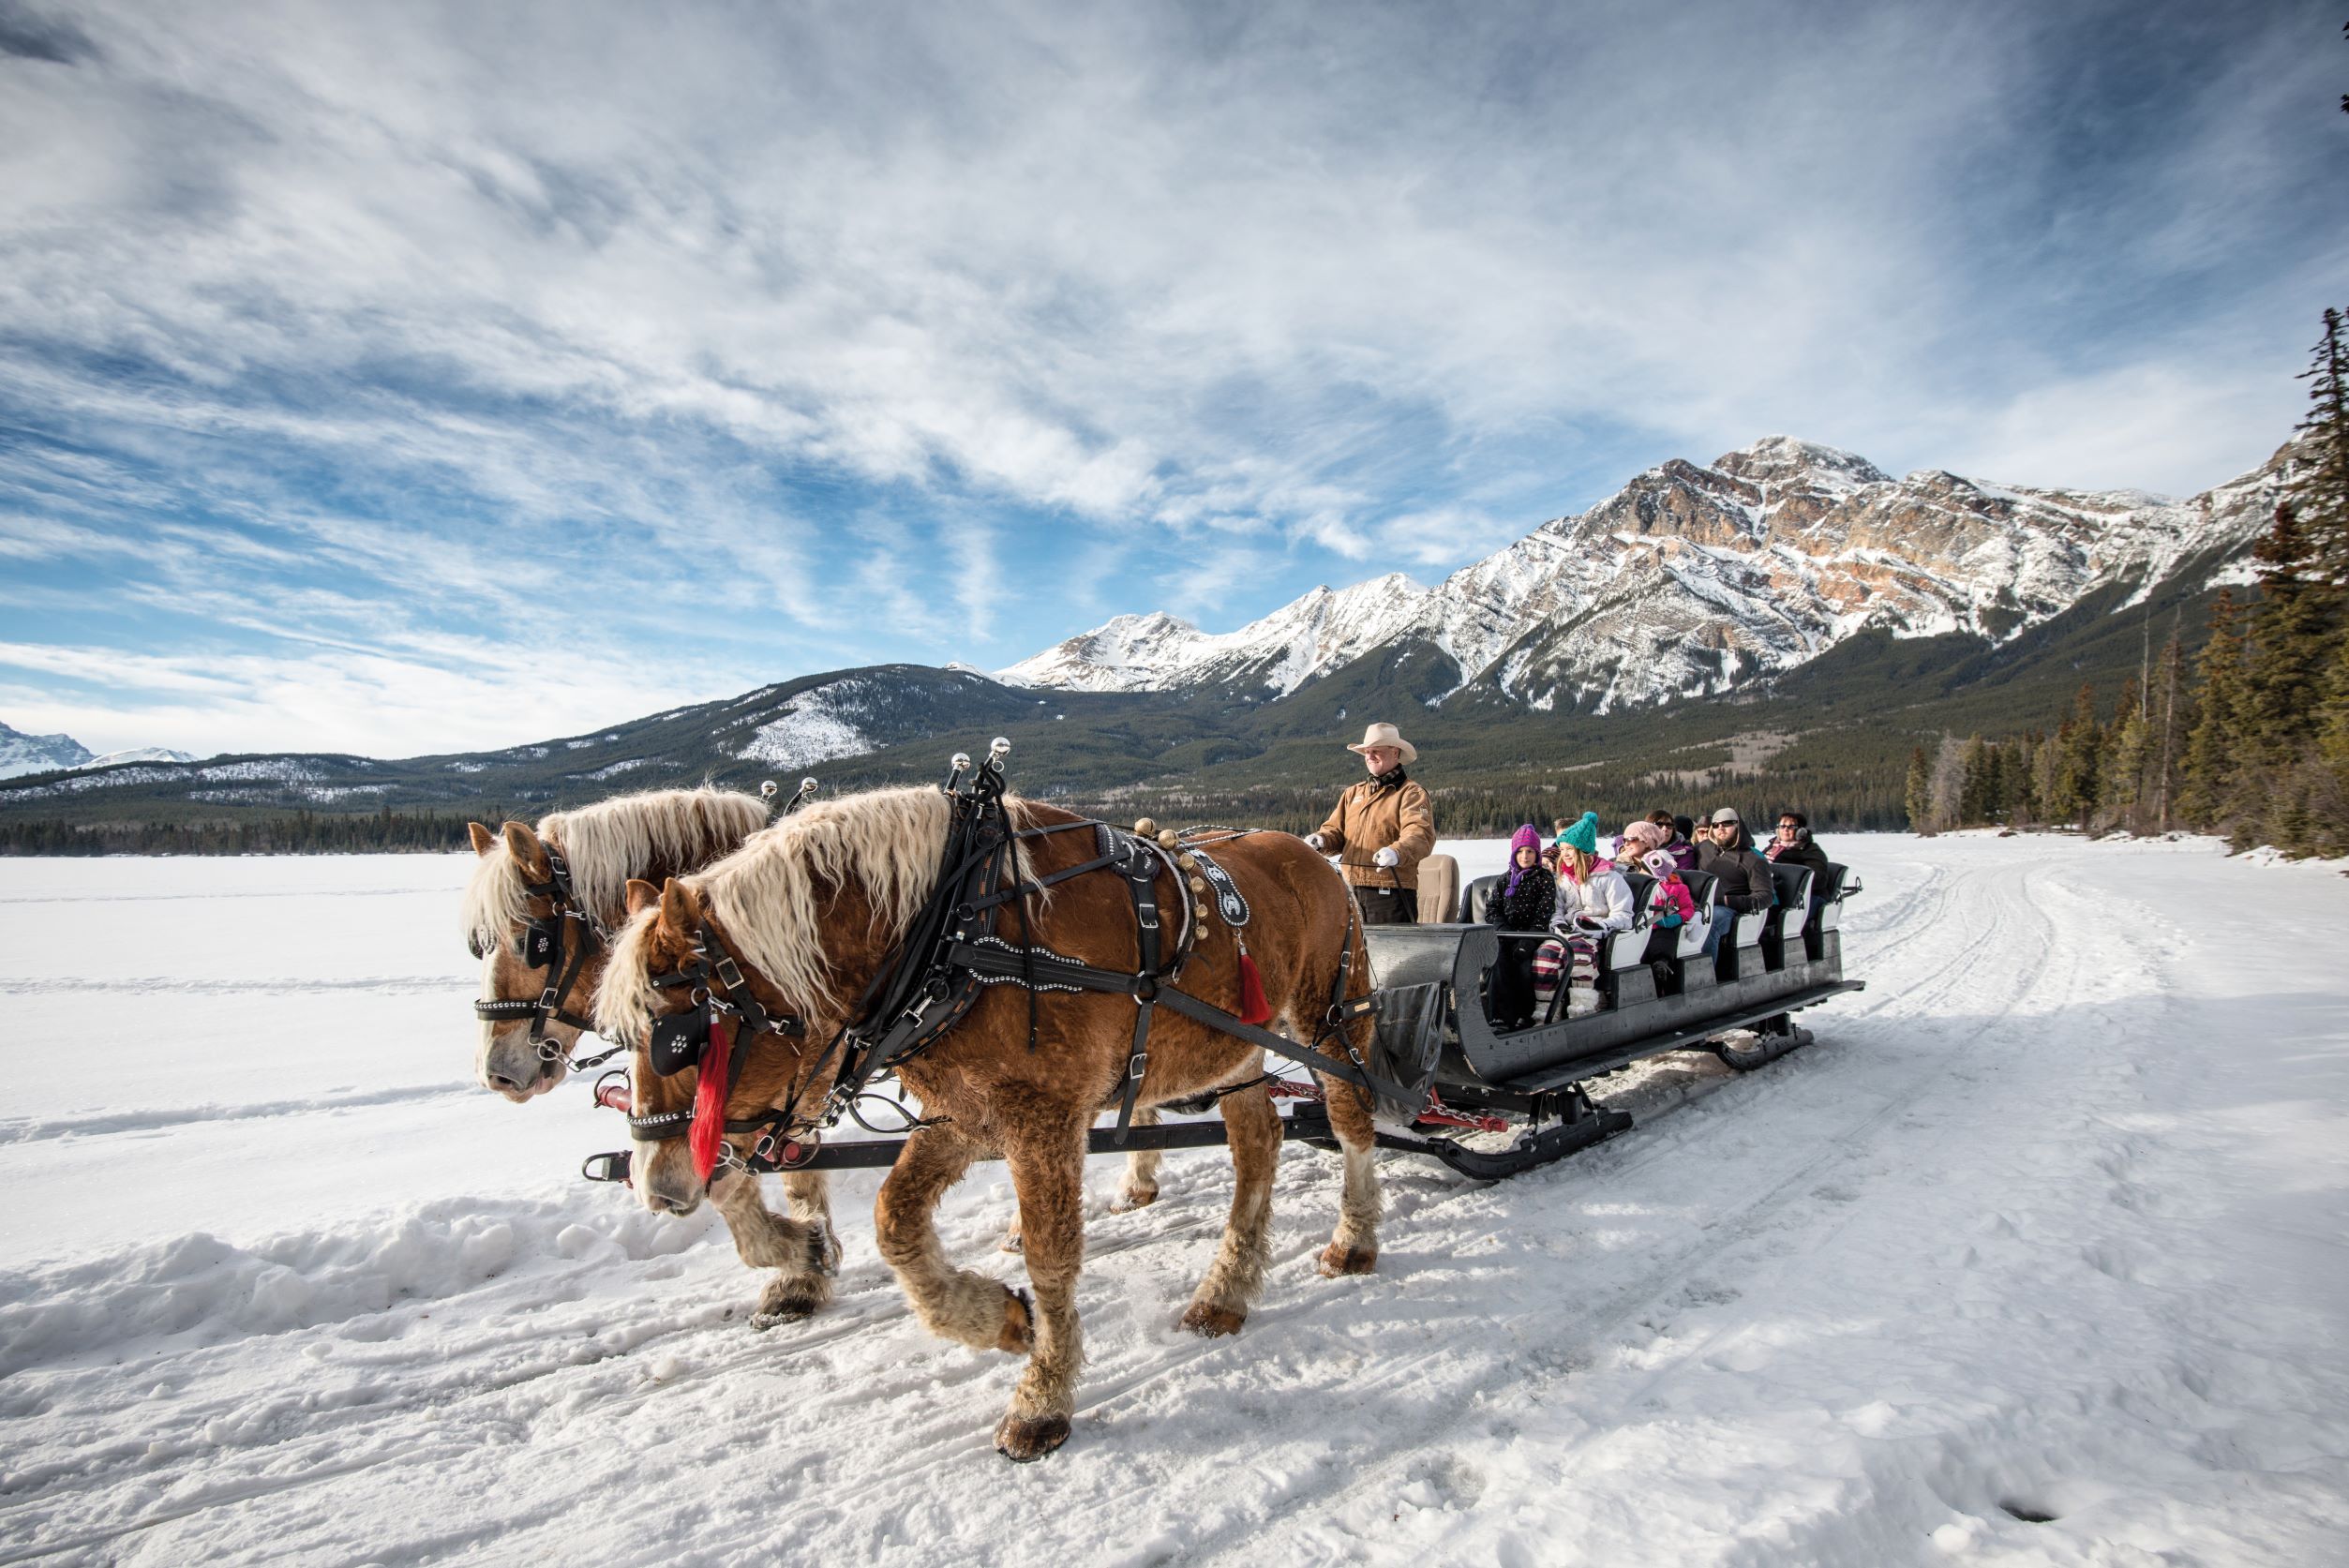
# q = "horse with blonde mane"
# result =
<box><xmin>598</xmin><ymin>782</ymin><xmax>1384</xmax><ymax>1461</ymax></box>
<box><xmin>460</xmin><ymin>785</ymin><xmax>845</xmax><ymax>1325</ymax></box>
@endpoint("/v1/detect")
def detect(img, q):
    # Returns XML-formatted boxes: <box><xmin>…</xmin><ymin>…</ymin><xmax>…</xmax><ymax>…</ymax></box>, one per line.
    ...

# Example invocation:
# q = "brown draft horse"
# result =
<box><xmin>460</xmin><ymin>786</ymin><xmax>847</xmax><ymax>1325</ymax></box>
<box><xmin>598</xmin><ymin>784</ymin><xmax>1384</xmax><ymax>1461</ymax></box>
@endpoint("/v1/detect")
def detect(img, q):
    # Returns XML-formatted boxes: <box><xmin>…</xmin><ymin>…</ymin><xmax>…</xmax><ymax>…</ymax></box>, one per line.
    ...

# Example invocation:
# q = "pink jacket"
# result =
<box><xmin>1652</xmin><ymin>875</ymin><xmax>1697</xmax><ymax>926</ymax></box>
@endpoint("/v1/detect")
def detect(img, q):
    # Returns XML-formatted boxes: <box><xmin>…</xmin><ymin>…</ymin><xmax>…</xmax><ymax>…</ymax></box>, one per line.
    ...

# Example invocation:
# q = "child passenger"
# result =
<box><xmin>1487</xmin><ymin>824</ymin><xmax>1556</xmax><ymax>1030</ymax></box>
<box><xmin>1641</xmin><ymin>848</ymin><xmax>1698</xmax><ymax>929</ymax></box>
<box><xmin>1536</xmin><ymin>812</ymin><xmax>1635</xmax><ymax>1017</ymax></box>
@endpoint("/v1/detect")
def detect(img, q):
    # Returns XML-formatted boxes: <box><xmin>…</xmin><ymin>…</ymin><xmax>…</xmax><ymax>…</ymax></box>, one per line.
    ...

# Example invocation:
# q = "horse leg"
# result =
<box><xmin>782</xmin><ymin>1171</ymin><xmax>842</xmax><ymax>1275</ymax></box>
<box><xmin>875</xmin><ymin>1125</ymin><xmax>1033</xmax><ymax>1356</ymax></box>
<box><xmin>1003</xmin><ymin>1107</ymin><xmax>1160</xmax><ymax>1252</ymax></box>
<box><xmin>995</xmin><ymin>1119</ymin><xmax>1089</xmax><ymax>1461</ymax></box>
<box><xmin>1314</xmin><ymin>1076</ymin><xmax>1384</xmax><ymax>1278</ymax></box>
<box><xmin>1180</xmin><ymin>1083</ymin><xmax>1279</xmax><ymax>1336</ymax></box>
<box><xmin>1113</xmin><ymin>1107</ymin><xmax>1163</xmax><ymax>1212</ymax></box>
<box><xmin>709</xmin><ymin>1170</ymin><xmax>832</xmax><ymax>1327</ymax></box>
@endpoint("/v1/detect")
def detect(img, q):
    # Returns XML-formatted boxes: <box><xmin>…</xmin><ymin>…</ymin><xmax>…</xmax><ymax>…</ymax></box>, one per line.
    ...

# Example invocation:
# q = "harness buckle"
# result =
<box><xmin>537</xmin><ymin>986</ymin><xmax>561</xmax><ymax>1011</ymax></box>
<box><xmin>714</xmin><ymin>956</ymin><xmax>746</xmax><ymax>992</ymax></box>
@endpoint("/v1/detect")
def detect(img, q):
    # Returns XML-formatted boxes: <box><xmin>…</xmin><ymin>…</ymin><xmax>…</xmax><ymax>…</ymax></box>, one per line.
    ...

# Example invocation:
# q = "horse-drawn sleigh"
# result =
<box><xmin>462</xmin><ymin>742</ymin><xmax>1861</xmax><ymax>1459</ymax></box>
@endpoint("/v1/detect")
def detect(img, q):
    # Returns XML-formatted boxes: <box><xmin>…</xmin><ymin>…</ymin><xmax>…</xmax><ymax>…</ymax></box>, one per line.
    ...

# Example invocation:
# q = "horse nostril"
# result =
<box><xmin>488</xmin><ymin>1071</ymin><xmax>527</xmax><ymax>1094</ymax></box>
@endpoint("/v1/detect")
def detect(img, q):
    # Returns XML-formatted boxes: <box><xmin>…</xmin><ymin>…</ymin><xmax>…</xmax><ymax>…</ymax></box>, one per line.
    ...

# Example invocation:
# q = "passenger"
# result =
<box><xmin>1487</xmin><ymin>824</ymin><xmax>1556</xmax><ymax>1030</ymax></box>
<box><xmin>1765</xmin><ymin>809</ymin><xmax>1831</xmax><ymax>875</ymax></box>
<box><xmin>1641</xmin><ymin>848</ymin><xmax>1698</xmax><ymax>930</ymax></box>
<box><xmin>1546</xmin><ymin>812</ymin><xmax>1636</xmax><ymax>1015</ymax></box>
<box><xmin>1697</xmin><ymin>807</ymin><xmax>1775</xmax><ymax>919</ymax></box>
<box><xmin>1616</xmin><ymin>818</ymin><xmax>1667</xmax><ymax>872</ymax></box>
<box><xmin>1653</xmin><ymin>810</ymin><xmax>1699</xmax><ymax>871</ymax></box>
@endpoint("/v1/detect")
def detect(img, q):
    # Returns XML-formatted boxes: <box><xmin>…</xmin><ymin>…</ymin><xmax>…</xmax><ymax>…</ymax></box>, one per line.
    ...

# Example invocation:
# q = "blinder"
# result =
<box><xmin>648</xmin><ymin>995</ymin><xmax>713</xmax><ymax>1077</ymax></box>
<box><xmin>521</xmin><ymin>918</ymin><xmax>560</xmax><ymax>970</ymax></box>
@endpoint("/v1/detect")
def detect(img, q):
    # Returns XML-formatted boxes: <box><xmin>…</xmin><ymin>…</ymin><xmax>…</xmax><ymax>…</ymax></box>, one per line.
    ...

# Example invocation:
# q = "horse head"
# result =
<box><xmin>604</xmin><ymin>876</ymin><xmax>845</xmax><ymax>1216</ymax></box>
<box><xmin>462</xmin><ymin>818</ymin><xmax>593</xmax><ymax>1101</ymax></box>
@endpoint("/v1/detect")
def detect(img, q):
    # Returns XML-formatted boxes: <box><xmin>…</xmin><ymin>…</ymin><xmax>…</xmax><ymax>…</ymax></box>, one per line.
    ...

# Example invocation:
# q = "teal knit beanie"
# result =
<box><xmin>1558</xmin><ymin>810</ymin><xmax>1599</xmax><ymax>855</ymax></box>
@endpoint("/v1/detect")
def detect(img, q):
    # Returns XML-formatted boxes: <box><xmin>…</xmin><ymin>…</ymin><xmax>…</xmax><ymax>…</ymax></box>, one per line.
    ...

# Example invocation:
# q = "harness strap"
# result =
<box><xmin>1113</xmin><ymin>839</ymin><xmax>1163</xmax><ymax>1145</ymax></box>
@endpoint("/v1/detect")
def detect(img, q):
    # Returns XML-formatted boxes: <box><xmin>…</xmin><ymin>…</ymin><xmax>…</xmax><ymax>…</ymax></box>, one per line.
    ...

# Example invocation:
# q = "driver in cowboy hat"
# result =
<box><xmin>1304</xmin><ymin>723</ymin><xmax>1436</xmax><ymax>925</ymax></box>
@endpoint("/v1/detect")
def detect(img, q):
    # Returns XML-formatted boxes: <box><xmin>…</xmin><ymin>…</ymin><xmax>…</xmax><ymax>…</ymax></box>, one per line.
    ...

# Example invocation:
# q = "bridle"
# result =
<box><xmin>471</xmin><ymin>780</ymin><xmax>821</xmax><ymax>1082</ymax></box>
<box><xmin>471</xmin><ymin>845</ymin><xmax>612</xmax><ymax>1072</ymax></box>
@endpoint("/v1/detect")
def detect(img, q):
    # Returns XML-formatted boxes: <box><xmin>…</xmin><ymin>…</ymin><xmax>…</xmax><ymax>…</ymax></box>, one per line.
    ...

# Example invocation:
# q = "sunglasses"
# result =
<box><xmin>1776</xmin><ymin>822</ymin><xmax>1799</xmax><ymax>830</ymax></box>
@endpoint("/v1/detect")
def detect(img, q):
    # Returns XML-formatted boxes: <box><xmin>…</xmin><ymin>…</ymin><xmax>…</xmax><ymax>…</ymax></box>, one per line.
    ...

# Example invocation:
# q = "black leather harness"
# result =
<box><xmin>471</xmin><ymin>847</ymin><xmax>609</xmax><ymax>1069</ymax></box>
<box><xmin>616</xmin><ymin>750</ymin><xmax>1411</xmax><ymax>1177</ymax></box>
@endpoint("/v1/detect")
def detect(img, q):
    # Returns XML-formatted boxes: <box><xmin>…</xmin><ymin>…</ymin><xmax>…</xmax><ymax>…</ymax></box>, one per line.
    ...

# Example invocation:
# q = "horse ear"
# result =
<box><xmin>467</xmin><ymin>822</ymin><xmax>496</xmax><ymax>857</ymax></box>
<box><xmin>655</xmin><ymin>878</ymin><xmax>699</xmax><ymax>937</ymax></box>
<box><xmin>624</xmin><ymin>878</ymin><xmax>661</xmax><ymax>918</ymax></box>
<box><xmin>501</xmin><ymin>821</ymin><xmax>550</xmax><ymax>876</ymax></box>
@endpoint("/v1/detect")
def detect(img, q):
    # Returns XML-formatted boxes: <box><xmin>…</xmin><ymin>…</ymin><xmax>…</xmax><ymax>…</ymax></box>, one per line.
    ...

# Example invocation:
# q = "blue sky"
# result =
<box><xmin>1</xmin><ymin>0</ymin><xmax>2342</xmax><ymax>758</ymax></box>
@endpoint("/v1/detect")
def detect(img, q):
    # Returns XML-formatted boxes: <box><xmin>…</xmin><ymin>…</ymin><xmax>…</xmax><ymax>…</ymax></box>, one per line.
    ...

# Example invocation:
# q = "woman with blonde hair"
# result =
<box><xmin>1533</xmin><ymin>812</ymin><xmax>1636</xmax><ymax>1018</ymax></box>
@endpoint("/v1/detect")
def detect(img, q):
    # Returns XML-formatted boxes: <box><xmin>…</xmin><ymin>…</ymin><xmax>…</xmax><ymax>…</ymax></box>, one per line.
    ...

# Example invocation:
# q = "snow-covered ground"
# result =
<box><xmin>2</xmin><ymin>835</ymin><xmax>2345</xmax><ymax>1564</ymax></box>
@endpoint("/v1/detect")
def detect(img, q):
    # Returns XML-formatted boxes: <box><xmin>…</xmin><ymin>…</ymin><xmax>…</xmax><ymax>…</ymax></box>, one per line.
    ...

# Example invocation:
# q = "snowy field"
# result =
<box><xmin>3</xmin><ymin>834</ymin><xmax>2346</xmax><ymax>1564</ymax></box>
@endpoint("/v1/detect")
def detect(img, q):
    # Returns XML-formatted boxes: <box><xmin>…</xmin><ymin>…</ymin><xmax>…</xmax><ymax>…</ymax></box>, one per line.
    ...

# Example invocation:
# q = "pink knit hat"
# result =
<box><xmin>1622</xmin><ymin>820</ymin><xmax>1668</xmax><ymax>852</ymax></box>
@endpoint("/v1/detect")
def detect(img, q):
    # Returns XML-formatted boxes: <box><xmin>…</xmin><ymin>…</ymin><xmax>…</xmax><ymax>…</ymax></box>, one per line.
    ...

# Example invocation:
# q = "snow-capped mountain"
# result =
<box><xmin>0</xmin><ymin>723</ymin><xmax>93</xmax><ymax>780</ymax></box>
<box><xmin>0</xmin><ymin>724</ymin><xmax>202</xmax><ymax>780</ymax></box>
<box><xmin>1003</xmin><ymin>436</ymin><xmax>2280</xmax><ymax>712</ymax></box>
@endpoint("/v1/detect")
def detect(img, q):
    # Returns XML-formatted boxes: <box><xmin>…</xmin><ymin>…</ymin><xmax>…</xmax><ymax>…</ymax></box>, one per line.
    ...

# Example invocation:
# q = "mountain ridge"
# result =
<box><xmin>1001</xmin><ymin>435</ymin><xmax>2268</xmax><ymax>713</ymax></box>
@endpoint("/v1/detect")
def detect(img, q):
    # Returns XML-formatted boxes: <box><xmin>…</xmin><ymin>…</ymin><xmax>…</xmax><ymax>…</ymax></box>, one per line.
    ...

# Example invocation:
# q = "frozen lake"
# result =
<box><xmin>1</xmin><ymin>833</ymin><xmax>2345</xmax><ymax>1564</ymax></box>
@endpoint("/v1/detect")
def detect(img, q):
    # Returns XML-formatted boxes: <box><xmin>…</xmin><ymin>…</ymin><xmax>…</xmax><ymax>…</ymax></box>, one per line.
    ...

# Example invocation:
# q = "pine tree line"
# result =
<box><xmin>1906</xmin><ymin>308</ymin><xmax>2349</xmax><ymax>857</ymax></box>
<box><xmin>0</xmin><ymin>808</ymin><xmax>530</xmax><ymax>857</ymax></box>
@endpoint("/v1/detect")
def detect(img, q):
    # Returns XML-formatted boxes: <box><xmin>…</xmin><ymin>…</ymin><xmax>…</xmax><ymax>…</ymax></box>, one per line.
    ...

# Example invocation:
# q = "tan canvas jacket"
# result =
<box><xmin>1315</xmin><ymin>775</ymin><xmax>1437</xmax><ymax>889</ymax></box>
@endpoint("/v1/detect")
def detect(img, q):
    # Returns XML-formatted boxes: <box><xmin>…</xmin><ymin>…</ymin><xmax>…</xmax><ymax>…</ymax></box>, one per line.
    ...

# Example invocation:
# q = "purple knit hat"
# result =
<box><xmin>1504</xmin><ymin>824</ymin><xmax>1542</xmax><ymax>896</ymax></box>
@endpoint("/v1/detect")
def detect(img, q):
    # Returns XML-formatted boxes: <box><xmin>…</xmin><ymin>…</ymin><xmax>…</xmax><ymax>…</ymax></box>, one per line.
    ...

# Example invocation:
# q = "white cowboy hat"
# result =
<box><xmin>1345</xmin><ymin>722</ymin><xmax>1417</xmax><ymax>765</ymax></box>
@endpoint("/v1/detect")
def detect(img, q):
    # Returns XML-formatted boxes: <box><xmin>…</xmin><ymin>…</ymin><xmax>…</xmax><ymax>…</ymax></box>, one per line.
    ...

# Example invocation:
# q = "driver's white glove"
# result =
<box><xmin>1304</xmin><ymin>833</ymin><xmax>1327</xmax><ymax>851</ymax></box>
<box><xmin>1372</xmin><ymin>845</ymin><xmax>1400</xmax><ymax>869</ymax></box>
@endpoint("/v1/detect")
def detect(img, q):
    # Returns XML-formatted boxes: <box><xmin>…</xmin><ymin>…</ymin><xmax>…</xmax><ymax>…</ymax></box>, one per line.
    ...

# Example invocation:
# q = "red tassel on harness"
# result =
<box><xmin>689</xmin><ymin>1016</ymin><xmax>734</xmax><ymax>1183</ymax></box>
<box><xmin>1236</xmin><ymin>942</ymin><xmax>1272</xmax><ymax>1026</ymax></box>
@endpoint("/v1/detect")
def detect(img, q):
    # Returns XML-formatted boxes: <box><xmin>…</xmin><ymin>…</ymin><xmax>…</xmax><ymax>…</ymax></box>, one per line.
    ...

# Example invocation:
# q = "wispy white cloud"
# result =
<box><xmin>0</xmin><ymin>0</ymin><xmax>2338</xmax><ymax>753</ymax></box>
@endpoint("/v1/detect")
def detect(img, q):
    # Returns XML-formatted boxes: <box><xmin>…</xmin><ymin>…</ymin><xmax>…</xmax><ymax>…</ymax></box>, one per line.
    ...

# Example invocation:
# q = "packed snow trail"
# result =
<box><xmin>1</xmin><ymin>837</ymin><xmax>2344</xmax><ymax>1564</ymax></box>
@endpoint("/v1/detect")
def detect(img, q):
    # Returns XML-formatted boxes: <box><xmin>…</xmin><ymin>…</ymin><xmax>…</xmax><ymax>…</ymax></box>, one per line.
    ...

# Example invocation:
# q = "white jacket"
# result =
<box><xmin>1552</xmin><ymin>866</ymin><xmax>1636</xmax><ymax>934</ymax></box>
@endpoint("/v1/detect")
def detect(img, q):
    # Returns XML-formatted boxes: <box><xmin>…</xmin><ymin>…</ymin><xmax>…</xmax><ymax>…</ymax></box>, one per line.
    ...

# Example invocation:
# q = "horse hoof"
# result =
<box><xmin>1110</xmin><ymin>1186</ymin><xmax>1159</xmax><ymax>1214</ymax></box>
<box><xmin>994</xmin><ymin>1412</ymin><xmax>1071</xmax><ymax>1462</ymax></box>
<box><xmin>995</xmin><ymin>1287</ymin><xmax>1035</xmax><ymax>1354</ymax></box>
<box><xmin>1316</xmin><ymin>1244</ymin><xmax>1377</xmax><ymax>1277</ymax></box>
<box><xmin>754</xmin><ymin>1276</ymin><xmax>829</xmax><ymax>1327</ymax></box>
<box><xmin>1000</xmin><ymin>1227</ymin><xmax>1025</xmax><ymax>1254</ymax></box>
<box><xmin>1180</xmin><ymin>1303</ymin><xmax>1245</xmax><ymax>1337</ymax></box>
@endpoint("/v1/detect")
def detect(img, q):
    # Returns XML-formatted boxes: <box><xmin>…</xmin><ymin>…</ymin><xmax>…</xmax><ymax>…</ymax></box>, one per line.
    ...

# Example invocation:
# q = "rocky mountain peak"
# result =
<box><xmin>1003</xmin><ymin>436</ymin><xmax>2281</xmax><ymax>713</ymax></box>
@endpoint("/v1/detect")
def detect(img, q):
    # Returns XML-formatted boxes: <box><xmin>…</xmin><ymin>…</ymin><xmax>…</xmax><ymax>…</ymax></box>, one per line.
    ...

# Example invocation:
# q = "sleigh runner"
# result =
<box><xmin>578</xmin><ymin>739</ymin><xmax>1862</xmax><ymax>1189</ymax></box>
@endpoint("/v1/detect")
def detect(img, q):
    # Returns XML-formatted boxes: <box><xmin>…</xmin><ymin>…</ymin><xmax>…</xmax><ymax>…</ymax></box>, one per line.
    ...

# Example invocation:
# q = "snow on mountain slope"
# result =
<box><xmin>733</xmin><ymin>682</ymin><xmax>873</xmax><ymax>769</ymax></box>
<box><xmin>1006</xmin><ymin>436</ymin><xmax>2282</xmax><ymax>710</ymax></box>
<box><xmin>81</xmin><ymin>747</ymin><xmax>199</xmax><ymax>769</ymax></box>
<box><xmin>0</xmin><ymin>722</ymin><xmax>93</xmax><ymax>779</ymax></box>
<box><xmin>0</xmin><ymin>837</ymin><xmax>2344</xmax><ymax>1563</ymax></box>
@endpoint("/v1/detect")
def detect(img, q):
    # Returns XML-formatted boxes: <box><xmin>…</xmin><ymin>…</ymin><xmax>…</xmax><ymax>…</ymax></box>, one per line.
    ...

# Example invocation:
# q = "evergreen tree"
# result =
<box><xmin>2243</xmin><ymin>502</ymin><xmax>2336</xmax><ymax>758</ymax></box>
<box><xmin>1957</xmin><ymin>736</ymin><xmax>1992</xmax><ymax>825</ymax></box>
<box><xmin>2287</xmin><ymin>307</ymin><xmax>2349</xmax><ymax>587</ymax></box>
<box><xmin>2053</xmin><ymin>683</ymin><xmax>2102</xmax><ymax>827</ymax></box>
<box><xmin>1903</xmin><ymin>743</ymin><xmax>1933</xmax><ymax>833</ymax></box>
<box><xmin>2103</xmin><ymin>677</ymin><xmax>2149</xmax><ymax>828</ymax></box>
<box><xmin>2179</xmin><ymin>590</ymin><xmax>2251</xmax><ymax>826</ymax></box>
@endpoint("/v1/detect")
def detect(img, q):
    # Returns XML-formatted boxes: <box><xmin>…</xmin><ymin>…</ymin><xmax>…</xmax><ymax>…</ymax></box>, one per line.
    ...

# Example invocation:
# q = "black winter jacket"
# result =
<box><xmin>1492</xmin><ymin>866</ymin><xmax>1556</xmax><ymax>931</ymax></box>
<box><xmin>1698</xmin><ymin>840</ymin><xmax>1775</xmax><ymax>914</ymax></box>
